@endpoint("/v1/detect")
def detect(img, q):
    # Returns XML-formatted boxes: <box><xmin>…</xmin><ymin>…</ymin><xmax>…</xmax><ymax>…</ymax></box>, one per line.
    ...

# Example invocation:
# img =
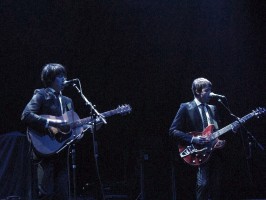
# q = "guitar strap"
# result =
<box><xmin>60</xmin><ymin>96</ymin><xmax>73</xmax><ymax>113</ymax></box>
<box><xmin>58</xmin><ymin>94</ymin><xmax>63</xmax><ymax>115</ymax></box>
<box><xmin>206</xmin><ymin>105</ymin><xmax>219</xmax><ymax>130</ymax></box>
<box><xmin>206</xmin><ymin>105</ymin><xmax>214</xmax><ymax>124</ymax></box>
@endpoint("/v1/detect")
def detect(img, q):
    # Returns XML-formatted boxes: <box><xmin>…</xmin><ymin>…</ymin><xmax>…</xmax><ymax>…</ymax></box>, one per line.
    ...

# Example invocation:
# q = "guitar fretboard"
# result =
<box><xmin>69</xmin><ymin>109</ymin><xmax>124</xmax><ymax>129</ymax></box>
<box><xmin>209</xmin><ymin>112</ymin><xmax>255</xmax><ymax>140</ymax></box>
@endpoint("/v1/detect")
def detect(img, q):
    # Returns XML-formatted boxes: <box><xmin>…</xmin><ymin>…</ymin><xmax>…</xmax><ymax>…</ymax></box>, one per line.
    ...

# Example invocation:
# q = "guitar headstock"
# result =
<box><xmin>115</xmin><ymin>104</ymin><xmax>132</xmax><ymax>115</ymax></box>
<box><xmin>253</xmin><ymin>107</ymin><xmax>266</xmax><ymax>118</ymax></box>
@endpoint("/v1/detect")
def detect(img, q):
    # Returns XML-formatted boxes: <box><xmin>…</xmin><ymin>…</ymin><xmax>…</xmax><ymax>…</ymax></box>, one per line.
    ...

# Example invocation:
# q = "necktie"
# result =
<box><xmin>200</xmin><ymin>104</ymin><xmax>208</xmax><ymax>128</ymax></box>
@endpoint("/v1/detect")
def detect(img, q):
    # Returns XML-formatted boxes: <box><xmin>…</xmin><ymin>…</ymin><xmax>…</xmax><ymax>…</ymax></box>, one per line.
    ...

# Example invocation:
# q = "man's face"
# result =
<box><xmin>197</xmin><ymin>86</ymin><xmax>211</xmax><ymax>103</ymax></box>
<box><xmin>51</xmin><ymin>74</ymin><xmax>66</xmax><ymax>92</ymax></box>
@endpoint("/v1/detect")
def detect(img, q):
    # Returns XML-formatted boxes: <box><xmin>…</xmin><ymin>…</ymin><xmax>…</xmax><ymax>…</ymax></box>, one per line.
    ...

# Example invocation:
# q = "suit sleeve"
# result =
<box><xmin>21</xmin><ymin>90</ymin><xmax>47</xmax><ymax>129</ymax></box>
<box><xmin>169</xmin><ymin>103</ymin><xmax>193</xmax><ymax>144</ymax></box>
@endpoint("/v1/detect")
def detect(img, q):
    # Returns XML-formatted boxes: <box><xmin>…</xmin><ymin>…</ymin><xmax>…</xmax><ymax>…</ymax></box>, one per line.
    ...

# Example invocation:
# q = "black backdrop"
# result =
<box><xmin>0</xmin><ymin>0</ymin><xmax>265</xmax><ymax>199</ymax></box>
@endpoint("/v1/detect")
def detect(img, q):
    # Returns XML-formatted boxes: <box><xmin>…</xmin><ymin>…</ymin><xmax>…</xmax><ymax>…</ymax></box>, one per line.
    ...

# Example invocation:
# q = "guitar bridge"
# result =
<box><xmin>180</xmin><ymin>145</ymin><xmax>208</xmax><ymax>158</ymax></box>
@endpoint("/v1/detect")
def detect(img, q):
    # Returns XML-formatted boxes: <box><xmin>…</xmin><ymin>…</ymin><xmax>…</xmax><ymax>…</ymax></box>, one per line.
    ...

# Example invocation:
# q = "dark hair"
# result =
<box><xmin>191</xmin><ymin>77</ymin><xmax>212</xmax><ymax>97</ymax></box>
<box><xmin>41</xmin><ymin>63</ymin><xmax>66</xmax><ymax>87</ymax></box>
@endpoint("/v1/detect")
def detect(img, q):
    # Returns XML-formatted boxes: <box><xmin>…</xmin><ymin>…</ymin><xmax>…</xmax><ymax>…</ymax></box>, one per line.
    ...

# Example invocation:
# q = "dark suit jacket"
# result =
<box><xmin>21</xmin><ymin>88</ymin><xmax>74</xmax><ymax>134</ymax></box>
<box><xmin>169</xmin><ymin>100</ymin><xmax>220</xmax><ymax>145</ymax></box>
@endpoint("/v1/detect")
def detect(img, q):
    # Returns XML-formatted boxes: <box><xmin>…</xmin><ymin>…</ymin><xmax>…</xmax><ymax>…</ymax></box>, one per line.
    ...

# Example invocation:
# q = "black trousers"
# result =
<box><xmin>32</xmin><ymin>151</ymin><xmax>69</xmax><ymax>200</ymax></box>
<box><xmin>174</xmin><ymin>152</ymin><xmax>223</xmax><ymax>200</ymax></box>
<box><xmin>196</xmin><ymin>153</ymin><xmax>222</xmax><ymax>200</ymax></box>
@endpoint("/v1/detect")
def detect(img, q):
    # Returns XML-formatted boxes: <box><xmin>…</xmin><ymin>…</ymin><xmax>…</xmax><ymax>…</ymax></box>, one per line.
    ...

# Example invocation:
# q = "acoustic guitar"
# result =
<box><xmin>28</xmin><ymin>104</ymin><xmax>132</xmax><ymax>156</ymax></box>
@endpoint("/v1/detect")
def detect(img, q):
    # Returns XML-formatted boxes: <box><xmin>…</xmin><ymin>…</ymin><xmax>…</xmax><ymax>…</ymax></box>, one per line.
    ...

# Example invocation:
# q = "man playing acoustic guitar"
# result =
<box><xmin>22</xmin><ymin>63</ymin><xmax>131</xmax><ymax>199</ymax></box>
<box><xmin>21</xmin><ymin>63</ymin><xmax>80</xmax><ymax>199</ymax></box>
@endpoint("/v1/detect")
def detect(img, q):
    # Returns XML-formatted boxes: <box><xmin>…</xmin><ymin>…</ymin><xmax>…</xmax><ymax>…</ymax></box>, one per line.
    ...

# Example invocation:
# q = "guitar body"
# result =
<box><xmin>28</xmin><ymin>110</ymin><xmax>83</xmax><ymax>156</ymax></box>
<box><xmin>178</xmin><ymin>125</ymin><xmax>225</xmax><ymax>166</ymax></box>
<box><xmin>27</xmin><ymin>104</ymin><xmax>132</xmax><ymax>156</ymax></box>
<box><xmin>177</xmin><ymin>107</ymin><xmax>265</xmax><ymax>166</ymax></box>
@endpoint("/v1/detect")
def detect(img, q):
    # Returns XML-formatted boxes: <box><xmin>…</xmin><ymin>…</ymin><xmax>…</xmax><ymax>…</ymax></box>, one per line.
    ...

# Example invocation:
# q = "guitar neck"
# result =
<box><xmin>101</xmin><ymin>109</ymin><xmax>121</xmax><ymax>118</ymax></box>
<box><xmin>70</xmin><ymin>109</ymin><xmax>119</xmax><ymax>129</ymax></box>
<box><xmin>209</xmin><ymin>112</ymin><xmax>255</xmax><ymax>140</ymax></box>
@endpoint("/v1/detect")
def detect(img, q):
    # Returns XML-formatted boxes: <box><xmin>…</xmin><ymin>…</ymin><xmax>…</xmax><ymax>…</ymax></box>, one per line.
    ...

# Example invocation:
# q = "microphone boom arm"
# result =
<box><xmin>72</xmin><ymin>82</ymin><xmax>107</xmax><ymax>124</ymax></box>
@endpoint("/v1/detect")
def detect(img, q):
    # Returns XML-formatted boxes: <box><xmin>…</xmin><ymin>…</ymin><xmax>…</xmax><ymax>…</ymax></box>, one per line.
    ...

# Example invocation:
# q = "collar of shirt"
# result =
<box><xmin>194</xmin><ymin>98</ymin><xmax>204</xmax><ymax>107</ymax></box>
<box><xmin>48</xmin><ymin>88</ymin><xmax>62</xmax><ymax>96</ymax></box>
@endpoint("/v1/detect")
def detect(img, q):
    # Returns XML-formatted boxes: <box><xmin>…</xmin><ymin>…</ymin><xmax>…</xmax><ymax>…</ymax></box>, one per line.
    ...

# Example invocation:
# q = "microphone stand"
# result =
<box><xmin>217</xmin><ymin>98</ymin><xmax>249</xmax><ymax>156</ymax></box>
<box><xmin>56</xmin><ymin>131</ymin><xmax>83</xmax><ymax>200</ymax></box>
<box><xmin>217</xmin><ymin>98</ymin><xmax>264</xmax><ymax>154</ymax></box>
<box><xmin>217</xmin><ymin>97</ymin><xmax>264</xmax><ymax>187</ymax></box>
<box><xmin>72</xmin><ymin>80</ymin><xmax>107</xmax><ymax>200</ymax></box>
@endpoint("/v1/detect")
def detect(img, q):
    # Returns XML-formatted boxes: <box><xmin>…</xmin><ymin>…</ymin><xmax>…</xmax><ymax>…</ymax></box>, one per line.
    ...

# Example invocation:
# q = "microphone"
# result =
<box><xmin>209</xmin><ymin>92</ymin><xmax>226</xmax><ymax>99</ymax></box>
<box><xmin>63</xmin><ymin>79</ymin><xmax>79</xmax><ymax>86</ymax></box>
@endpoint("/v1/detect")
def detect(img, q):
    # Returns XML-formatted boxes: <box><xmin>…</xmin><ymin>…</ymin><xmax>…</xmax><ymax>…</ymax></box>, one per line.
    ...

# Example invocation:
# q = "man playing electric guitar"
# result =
<box><xmin>169</xmin><ymin>77</ymin><xmax>237</xmax><ymax>200</ymax></box>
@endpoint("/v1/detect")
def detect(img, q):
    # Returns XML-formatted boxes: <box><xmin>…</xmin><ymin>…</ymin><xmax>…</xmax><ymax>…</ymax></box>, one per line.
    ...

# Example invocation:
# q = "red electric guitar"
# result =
<box><xmin>178</xmin><ymin>107</ymin><xmax>265</xmax><ymax>166</ymax></box>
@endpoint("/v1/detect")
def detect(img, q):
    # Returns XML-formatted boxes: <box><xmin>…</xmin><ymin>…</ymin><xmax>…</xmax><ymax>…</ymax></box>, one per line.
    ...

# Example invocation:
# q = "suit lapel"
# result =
<box><xmin>44</xmin><ymin>88</ymin><xmax>62</xmax><ymax>116</ymax></box>
<box><xmin>61</xmin><ymin>96</ymin><xmax>73</xmax><ymax>113</ymax></box>
<box><xmin>61</xmin><ymin>96</ymin><xmax>67</xmax><ymax>113</ymax></box>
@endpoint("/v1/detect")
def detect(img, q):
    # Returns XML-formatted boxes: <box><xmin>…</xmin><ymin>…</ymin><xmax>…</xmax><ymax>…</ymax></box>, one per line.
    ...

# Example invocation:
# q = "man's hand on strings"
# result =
<box><xmin>191</xmin><ymin>136</ymin><xmax>209</xmax><ymax>145</ymax></box>
<box><xmin>48</xmin><ymin>120</ymin><xmax>71</xmax><ymax>134</ymax></box>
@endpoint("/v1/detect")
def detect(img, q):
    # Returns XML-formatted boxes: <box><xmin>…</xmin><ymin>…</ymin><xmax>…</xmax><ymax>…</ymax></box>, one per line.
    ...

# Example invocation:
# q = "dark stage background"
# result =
<box><xmin>0</xmin><ymin>0</ymin><xmax>265</xmax><ymax>199</ymax></box>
